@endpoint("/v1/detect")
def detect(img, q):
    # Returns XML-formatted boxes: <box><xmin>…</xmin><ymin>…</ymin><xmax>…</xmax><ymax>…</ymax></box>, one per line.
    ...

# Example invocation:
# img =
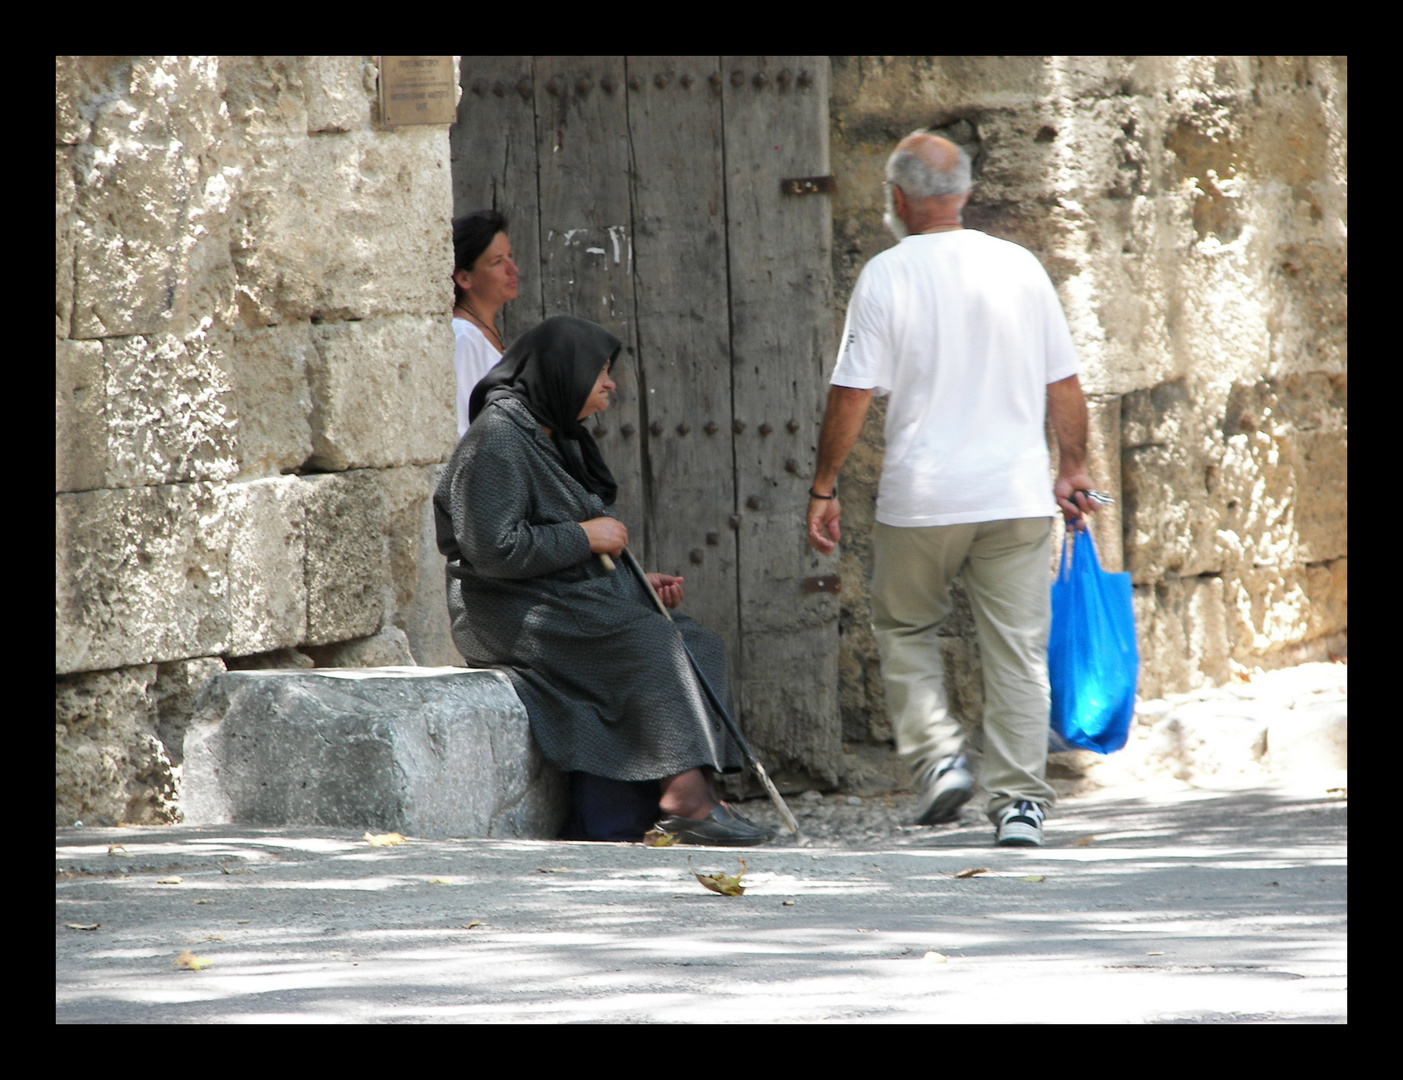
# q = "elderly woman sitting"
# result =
<box><xmin>433</xmin><ymin>315</ymin><xmax>771</xmax><ymax>846</ymax></box>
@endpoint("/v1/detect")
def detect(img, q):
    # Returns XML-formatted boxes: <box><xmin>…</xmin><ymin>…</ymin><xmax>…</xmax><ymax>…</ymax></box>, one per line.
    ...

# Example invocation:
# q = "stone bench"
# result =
<box><xmin>182</xmin><ymin>668</ymin><xmax>567</xmax><ymax>839</ymax></box>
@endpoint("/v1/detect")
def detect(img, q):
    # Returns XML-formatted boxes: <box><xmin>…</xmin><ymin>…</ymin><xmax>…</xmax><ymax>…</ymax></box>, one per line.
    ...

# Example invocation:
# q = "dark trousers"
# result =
<box><xmin>560</xmin><ymin>772</ymin><xmax>661</xmax><ymax>842</ymax></box>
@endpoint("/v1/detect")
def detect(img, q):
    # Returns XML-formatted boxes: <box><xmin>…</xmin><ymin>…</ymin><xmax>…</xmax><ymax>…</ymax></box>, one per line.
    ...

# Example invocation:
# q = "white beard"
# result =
<box><xmin>883</xmin><ymin>183</ymin><xmax>908</xmax><ymax>241</ymax></box>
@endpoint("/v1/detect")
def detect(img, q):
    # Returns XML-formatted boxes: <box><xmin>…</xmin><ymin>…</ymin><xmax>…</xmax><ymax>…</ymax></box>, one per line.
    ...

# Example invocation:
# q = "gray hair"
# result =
<box><xmin>886</xmin><ymin>138</ymin><xmax>972</xmax><ymax>198</ymax></box>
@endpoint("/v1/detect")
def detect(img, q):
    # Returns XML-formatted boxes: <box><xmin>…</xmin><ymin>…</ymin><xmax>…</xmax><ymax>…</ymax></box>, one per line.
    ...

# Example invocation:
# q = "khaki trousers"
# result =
<box><xmin>871</xmin><ymin>517</ymin><xmax>1057</xmax><ymax>821</ymax></box>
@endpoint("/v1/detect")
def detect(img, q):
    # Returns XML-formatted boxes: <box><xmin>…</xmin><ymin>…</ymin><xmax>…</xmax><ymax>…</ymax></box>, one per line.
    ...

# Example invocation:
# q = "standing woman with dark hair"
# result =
<box><xmin>451</xmin><ymin>210</ymin><xmax>519</xmax><ymax>439</ymax></box>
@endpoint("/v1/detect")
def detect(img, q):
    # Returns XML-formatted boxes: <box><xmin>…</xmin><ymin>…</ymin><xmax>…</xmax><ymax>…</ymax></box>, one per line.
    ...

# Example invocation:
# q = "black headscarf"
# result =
<box><xmin>468</xmin><ymin>315</ymin><xmax>621</xmax><ymax>505</ymax></box>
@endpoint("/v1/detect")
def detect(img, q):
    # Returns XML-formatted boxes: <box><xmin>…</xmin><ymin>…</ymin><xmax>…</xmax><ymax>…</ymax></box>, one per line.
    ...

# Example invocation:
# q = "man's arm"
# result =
<box><xmin>1046</xmin><ymin>373</ymin><xmax>1099</xmax><ymax>526</ymax></box>
<box><xmin>806</xmin><ymin>385</ymin><xmax>875</xmax><ymax>554</ymax></box>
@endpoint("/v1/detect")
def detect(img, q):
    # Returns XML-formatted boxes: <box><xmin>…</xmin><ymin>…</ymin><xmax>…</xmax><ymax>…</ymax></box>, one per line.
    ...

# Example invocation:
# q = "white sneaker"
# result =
<box><xmin>995</xmin><ymin>800</ymin><xmax>1045</xmax><ymax>847</ymax></box>
<box><xmin>912</xmin><ymin>754</ymin><xmax>974</xmax><ymax>826</ymax></box>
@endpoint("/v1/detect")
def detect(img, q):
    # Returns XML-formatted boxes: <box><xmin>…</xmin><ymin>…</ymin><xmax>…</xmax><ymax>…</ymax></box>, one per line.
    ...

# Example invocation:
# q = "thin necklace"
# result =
<box><xmin>455</xmin><ymin>302</ymin><xmax>503</xmax><ymax>351</ymax></box>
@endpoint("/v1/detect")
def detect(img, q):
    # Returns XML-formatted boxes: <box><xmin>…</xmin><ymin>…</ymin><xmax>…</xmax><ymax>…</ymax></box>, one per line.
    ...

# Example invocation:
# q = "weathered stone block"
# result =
<box><xmin>56</xmin><ymin>484</ymin><xmax>230</xmax><ymax>674</ymax></box>
<box><xmin>1269</xmin><ymin>238</ymin><xmax>1348</xmax><ymax>343</ymax></box>
<box><xmin>1122</xmin><ymin>375</ymin><xmax>1325</xmax><ymax>588</ymax></box>
<box><xmin>69</xmin><ymin>57</ymin><xmax>236</xmax><ymax>339</ymax></box>
<box><xmin>183</xmin><ymin>668</ymin><xmax>567</xmax><ymax>839</ymax></box>
<box><xmin>1294</xmin><ymin>428</ymin><xmax>1347</xmax><ymax>564</ymax></box>
<box><xmin>154</xmin><ymin>656</ymin><xmax>226</xmax><ymax>766</ymax></box>
<box><xmin>219</xmin><ymin>56</ymin><xmax>310</xmax><ymax>139</ymax></box>
<box><xmin>380</xmin><ymin>465</ymin><xmax>461</xmax><ymax>668</ymax></box>
<box><xmin>227</xmin><ymin>324</ymin><xmax>315</xmax><ymax>478</ymax></box>
<box><xmin>306</xmin><ymin>316</ymin><xmax>456</xmax><ymax>471</ymax></box>
<box><xmin>55</xmin><ymin>339</ymin><xmax>105</xmax><ymax>493</ymax></box>
<box><xmin>55</xmin><ymin>57</ymin><xmax>92</xmax><ymax>145</ymax></box>
<box><xmin>103</xmin><ymin>329</ymin><xmax>239</xmax><ymax>489</ymax></box>
<box><xmin>301</xmin><ymin>471</ymin><xmax>389</xmax><ymax>645</ymax></box>
<box><xmin>1131</xmin><ymin>576</ymin><xmax>1232</xmax><ymax>700</ymax></box>
<box><xmin>1304</xmin><ymin>558</ymin><xmax>1347</xmax><ymax>641</ymax></box>
<box><xmin>303</xmin><ymin>56</ymin><xmax>372</xmax><ymax>134</ymax></box>
<box><xmin>830</xmin><ymin>56</ymin><xmax>1049</xmax><ymax>126</ymax></box>
<box><xmin>231</xmin><ymin>126</ymin><xmax>453</xmax><ymax>326</ymax></box>
<box><xmin>225</xmin><ymin>647</ymin><xmax>314</xmax><ymax>671</ymax></box>
<box><xmin>1222</xmin><ymin>565</ymin><xmax>1311</xmax><ymax>661</ymax></box>
<box><xmin>303</xmin><ymin>626</ymin><xmax>415</xmax><ymax>668</ymax></box>
<box><xmin>56</xmin><ymin>664</ymin><xmax>177</xmax><ymax>826</ymax></box>
<box><xmin>225</xmin><ymin>477</ymin><xmax>307</xmax><ymax>657</ymax></box>
<box><xmin>56</xmin><ymin>148</ymin><xmax>77</xmax><ymax>337</ymax></box>
<box><xmin>1121</xmin><ymin>378</ymin><xmax>1230</xmax><ymax>583</ymax></box>
<box><xmin>1276</xmin><ymin>372</ymin><xmax>1347</xmax><ymax>563</ymax></box>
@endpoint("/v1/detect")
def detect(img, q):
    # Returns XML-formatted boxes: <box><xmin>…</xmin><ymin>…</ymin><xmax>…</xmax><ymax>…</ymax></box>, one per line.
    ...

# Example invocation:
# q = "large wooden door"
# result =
<box><xmin>451</xmin><ymin>56</ymin><xmax>839</xmax><ymax>789</ymax></box>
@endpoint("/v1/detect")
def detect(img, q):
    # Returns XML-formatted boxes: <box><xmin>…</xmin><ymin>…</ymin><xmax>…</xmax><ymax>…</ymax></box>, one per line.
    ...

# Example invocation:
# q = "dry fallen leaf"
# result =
<box><xmin>237</xmin><ymin>920</ymin><xmax>251</xmax><ymax>925</ymax></box>
<box><xmin>953</xmin><ymin>867</ymin><xmax>989</xmax><ymax>879</ymax></box>
<box><xmin>1072</xmin><ymin>836</ymin><xmax>1097</xmax><ymax>847</ymax></box>
<box><xmin>107</xmin><ymin>844</ymin><xmax>130</xmax><ymax>857</ymax></box>
<box><xmin>1147</xmin><ymin>951</ymin><xmax>1165</xmax><ymax>956</ymax></box>
<box><xmin>66</xmin><ymin>923</ymin><xmax>100</xmax><ymax>931</ymax></box>
<box><xmin>1327</xmin><ymin>787</ymin><xmax>1347</xmax><ymax>798</ymax></box>
<box><xmin>364</xmin><ymin>832</ymin><xmax>408</xmax><ymax>847</ymax></box>
<box><xmin>157</xmin><ymin>876</ymin><xmax>184</xmax><ymax>885</ymax></box>
<box><xmin>462</xmin><ymin>919</ymin><xmax>485</xmax><ymax>929</ymax></box>
<box><xmin>174</xmin><ymin>950</ymin><xmax>214</xmax><ymax>971</ymax></box>
<box><xmin>923</xmin><ymin>951</ymin><xmax>948</xmax><ymax>963</ymax></box>
<box><xmin>429</xmin><ymin>877</ymin><xmax>453</xmax><ymax>885</ymax></box>
<box><xmin>643</xmin><ymin>828</ymin><xmax>679</xmax><ymax>847</ymax></box>
<box><xmin>689</xmin><ymin>857</ymin><xmax>747</xmax><ymax>896</ymax></box>
<box><xmin>537</xmin><ymin>866</ymin><xmax>571</xmax><ymax>874</ymax></box>
<box><xmin>782</xmin><ymin>900</ymin><xmax>796</xmax><ymax>907</ymax></box>
<box><xmin>1021</xmin><ymin>875</ymin><xmax>1047</xmax><ymax>883</ymax></box>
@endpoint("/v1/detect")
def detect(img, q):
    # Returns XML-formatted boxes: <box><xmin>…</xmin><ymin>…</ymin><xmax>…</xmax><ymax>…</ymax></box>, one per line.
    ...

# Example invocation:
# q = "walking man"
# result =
<box><xmin>806</xmin><ymin>132</ymin><xmax>1102</xmax><ymax>847</ymax></box>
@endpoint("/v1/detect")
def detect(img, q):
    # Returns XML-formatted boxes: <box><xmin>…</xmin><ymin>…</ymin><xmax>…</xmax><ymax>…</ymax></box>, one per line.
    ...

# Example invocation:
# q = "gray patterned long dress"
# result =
<box><xmin>433</xmin><ymin>396</ymin><xmax>743</xmax><ymax>781</ymax></box>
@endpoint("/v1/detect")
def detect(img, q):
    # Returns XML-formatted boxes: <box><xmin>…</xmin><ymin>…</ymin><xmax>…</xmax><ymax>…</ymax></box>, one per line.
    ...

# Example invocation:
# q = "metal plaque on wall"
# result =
<box><xmin>379</xmin><ymin>56</ymin><xmax>457</xmax><ymax>126</ymax></box>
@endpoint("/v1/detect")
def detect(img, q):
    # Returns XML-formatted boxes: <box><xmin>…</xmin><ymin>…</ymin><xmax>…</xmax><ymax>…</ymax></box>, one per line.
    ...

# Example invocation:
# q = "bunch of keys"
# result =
<box><xmin>1076</xmin><ymin>489</ymin><xmax>1115</xmax><ymax>506</ymax></box>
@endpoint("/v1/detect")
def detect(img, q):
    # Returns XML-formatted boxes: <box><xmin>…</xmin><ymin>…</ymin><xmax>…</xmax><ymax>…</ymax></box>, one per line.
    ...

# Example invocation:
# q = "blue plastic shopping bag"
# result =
<box><xmin>1048</xmin><ymin>527</ymin><xmax>1139</xmax><ymax>754</ymax></box>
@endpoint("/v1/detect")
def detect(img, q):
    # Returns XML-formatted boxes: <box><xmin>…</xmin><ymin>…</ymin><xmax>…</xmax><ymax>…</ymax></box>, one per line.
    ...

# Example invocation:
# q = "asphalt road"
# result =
<box><xmin>56</xmin><ymin>776</ymin><xmax>1346</xmax><ymax>1023</ymax></box>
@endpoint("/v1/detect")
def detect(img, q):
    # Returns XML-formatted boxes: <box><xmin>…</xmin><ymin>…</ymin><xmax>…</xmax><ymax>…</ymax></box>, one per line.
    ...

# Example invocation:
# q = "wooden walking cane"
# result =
<box><xmin>602</xmin><ymin>549</ymin><xmax>808</xmax><ymax>846</ymax></box>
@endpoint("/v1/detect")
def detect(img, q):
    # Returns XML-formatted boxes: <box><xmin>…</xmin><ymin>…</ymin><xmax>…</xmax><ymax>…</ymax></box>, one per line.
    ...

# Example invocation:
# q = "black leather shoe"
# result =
<box><xmin>653</xmin><ymin>804</ymin><xmax>775</xmax><ymax>846</ymax></box>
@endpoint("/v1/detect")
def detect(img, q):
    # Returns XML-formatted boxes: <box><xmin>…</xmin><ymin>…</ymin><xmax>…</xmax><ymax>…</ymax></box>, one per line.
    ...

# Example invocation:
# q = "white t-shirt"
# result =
<box><xmin>830</xmin><ymin>230</ymin><xmax>1080</xmax><ymax>528</ymax></box>
<box><xmin>453</xmin><ymin>318</ymin><xmax>503</xmax><ymax>439</ymax></box>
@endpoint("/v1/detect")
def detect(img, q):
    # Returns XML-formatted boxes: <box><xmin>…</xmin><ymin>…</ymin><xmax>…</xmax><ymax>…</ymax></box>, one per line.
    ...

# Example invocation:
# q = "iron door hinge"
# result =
<box><xmin>781</xmin><ymin>175</ymin><xmax>836</xmax><ymax>195</ymax></box>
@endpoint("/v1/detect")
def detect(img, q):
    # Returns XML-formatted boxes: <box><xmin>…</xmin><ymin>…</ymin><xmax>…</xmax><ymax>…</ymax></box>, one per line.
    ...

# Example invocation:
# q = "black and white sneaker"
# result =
<box><xmin>912</xmin><ymin>754</ymin><xmax>974</xmax><ymax>826</ymax></box>
<box><xmin>995</xmin><ymin>800</ymin><xmax>1045</xmax><ymax>847</ymax></box>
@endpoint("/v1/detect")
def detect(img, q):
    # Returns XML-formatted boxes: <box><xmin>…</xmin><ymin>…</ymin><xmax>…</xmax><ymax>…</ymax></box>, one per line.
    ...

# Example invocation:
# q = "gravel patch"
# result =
<box><xmin>730</xmin><ymin>788</ymin><xmax>989</xmax><ymax>849</ymax></box>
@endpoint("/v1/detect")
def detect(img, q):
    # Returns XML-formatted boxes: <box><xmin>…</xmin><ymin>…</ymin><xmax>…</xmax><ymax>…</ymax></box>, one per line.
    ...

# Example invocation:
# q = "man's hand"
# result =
<box><xmin>1046</xmin><ymin>375</ymin><xmax>1099</xmax><ymax>530</ymax></box>
<box><xmin>807</xmin><ymin>496</ymin><xmax>842</xmax><ymax>555</ymax></box>
<box><xmin>580</xmin><ymin>517</ymin><xmax>627</xmax><ymax>557</ymax></box>
<box><xmin>1054</xmin><ymin>475</ymin><xmax>1098</xmax><ymax>529</ymax></box>
<box><xmin>805</xmin><ymin>385</ymin><xmax>873</xmax><ymax>555</ymax></box>
<box><xmin>646</xmin><ymin>573</ymin><xmax>685</xmax><ymax>609</ymax></box>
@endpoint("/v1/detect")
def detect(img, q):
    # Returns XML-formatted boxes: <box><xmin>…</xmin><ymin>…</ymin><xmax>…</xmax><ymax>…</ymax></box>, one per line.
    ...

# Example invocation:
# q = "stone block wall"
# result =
<box><xmin>56</xmin><ymin>57</ymin><xmax>463</xmax><ymax>826</ymax></box>
<box><xmin>827</xmin><ymin>56</ymin><xmax>1346</xmax><ymax>784</ymax></box>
